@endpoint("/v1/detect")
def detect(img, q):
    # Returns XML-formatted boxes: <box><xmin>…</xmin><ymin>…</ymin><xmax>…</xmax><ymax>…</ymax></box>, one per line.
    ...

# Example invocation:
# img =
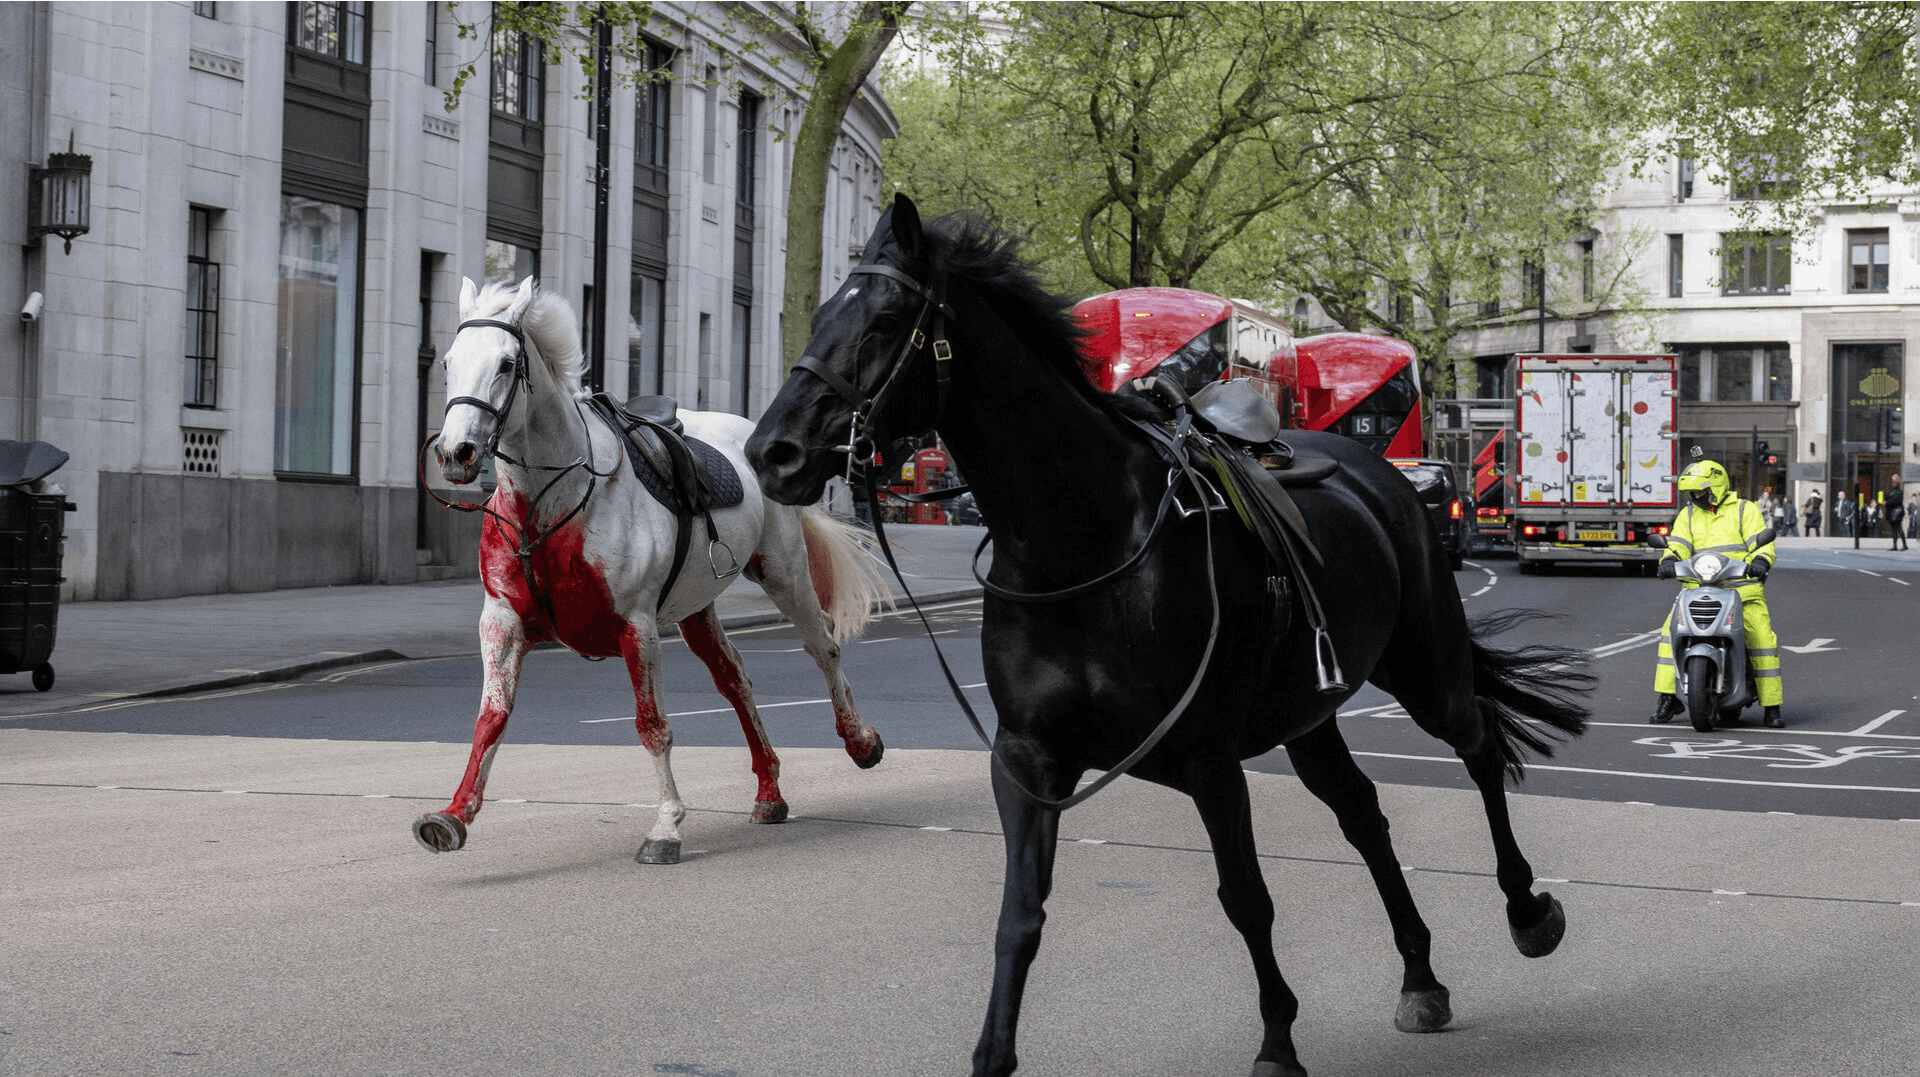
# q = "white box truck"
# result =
<box><xmin>1508</xmin><ymin>354</ymin><xmax>1678</xmax><ymax>574</ymax></box>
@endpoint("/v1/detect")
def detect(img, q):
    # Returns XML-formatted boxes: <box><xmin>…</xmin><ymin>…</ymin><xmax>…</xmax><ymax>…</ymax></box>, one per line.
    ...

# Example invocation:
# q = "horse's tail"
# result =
<box><xmin>798</xmin><ymin>509</ymin><xmax>894</xmax><ymax>645</ymax></box>
<box><xmin>1469</xmin><ymin>609</ymin><xmax>1595</xmax><ymax>783</ymax></box>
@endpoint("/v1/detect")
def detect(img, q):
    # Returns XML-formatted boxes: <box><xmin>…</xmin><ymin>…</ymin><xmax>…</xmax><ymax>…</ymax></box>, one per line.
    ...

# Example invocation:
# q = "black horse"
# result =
<box><xmin>747</xmin><ymin>195</ymin><xmax>1594</xmax><ymax>1077</ymax></box>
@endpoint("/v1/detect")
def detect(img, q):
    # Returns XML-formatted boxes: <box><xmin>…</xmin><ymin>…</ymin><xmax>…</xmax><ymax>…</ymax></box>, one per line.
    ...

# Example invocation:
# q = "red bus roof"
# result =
<box><xmin>1072</xmin><ymin>287</ymin><xmax>1234</xmax><ymax>392</ymax></box>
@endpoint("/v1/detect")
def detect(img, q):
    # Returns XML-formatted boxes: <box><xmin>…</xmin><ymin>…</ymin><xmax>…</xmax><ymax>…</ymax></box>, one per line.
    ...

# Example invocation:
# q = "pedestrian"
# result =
<box><xmin>1890</xmin><ymin>485</ymin><xmax>1910</xmax><ymax>551</ymax></box>
<box><xmin>1908</xmin><ymin>494</ymin><xmax>1918</xmax><ymax>539</ymax></box>
<box><xmin>1770</xmin><ymin>494</ymin><xmax>1790</xmax><ymax>537</ymax></box>
<box><xmin>1837</xmin><ymin>497</ymin><xmax>1853</xmax><ymax>537</ymax></box>
<box><xmin>1803</xmin><ymin>490</ymin><xmax>1822</xmax><ymax>537</ymax></box>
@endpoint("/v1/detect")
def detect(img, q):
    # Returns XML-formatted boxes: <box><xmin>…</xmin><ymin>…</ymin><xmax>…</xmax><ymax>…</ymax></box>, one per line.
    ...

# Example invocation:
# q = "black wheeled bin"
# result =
<box><xmin>0</xmin><ymin>440</ymin><xmax>76</xmax><ymax>692</ymax></box>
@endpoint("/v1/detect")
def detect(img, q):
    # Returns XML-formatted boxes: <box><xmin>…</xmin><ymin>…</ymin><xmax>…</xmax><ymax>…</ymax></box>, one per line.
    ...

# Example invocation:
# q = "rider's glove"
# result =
<box><xmin>1656</xmin><ymin>560</ymin><xmax>1676</xmax><ymax>579</ymax></box>
<box><xmin>1749</xmin><ymin>558</ymin><xmax>1770</xmax><ymax>581</ymax></box>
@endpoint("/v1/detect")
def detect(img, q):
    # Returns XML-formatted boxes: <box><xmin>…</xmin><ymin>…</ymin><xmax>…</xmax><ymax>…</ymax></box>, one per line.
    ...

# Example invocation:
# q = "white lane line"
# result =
<box><xmin>1350</xmin><ymin>750</ymin><xmax>1920</xmax><ymax>793</ymax></box>
<box><xmin>1859</xmin><ymin>569</ymin><xmax>1884</xmax><ymax>578</ymax></box>
<box><xmin>1849</xmin><ymin>710</ymin><xmax>1908</xmax><ymax>737</ymax></box>
<box><xmin>1583</xmin><ymin>719</ymin><xmax>1920</xmax><ymax>742</ymax></box>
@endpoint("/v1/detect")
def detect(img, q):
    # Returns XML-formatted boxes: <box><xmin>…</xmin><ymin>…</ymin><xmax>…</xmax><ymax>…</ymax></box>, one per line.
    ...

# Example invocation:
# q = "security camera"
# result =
<box><xmin>20</xmin><ymin>292</ymin><xmax>44</xmax><ymax>323</ymax></box>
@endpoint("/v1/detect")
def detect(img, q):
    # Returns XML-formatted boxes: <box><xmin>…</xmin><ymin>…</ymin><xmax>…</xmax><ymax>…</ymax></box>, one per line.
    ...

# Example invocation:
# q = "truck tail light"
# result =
<box><xmin>1522</xmin><ymin>525</ymin><xmax>1546</xmax><ymax>536</ymax></box>
<box><xmin>1449</xmin><ymin>499</ymin><xmax>1463</xmax><ymax>520</ymax></box>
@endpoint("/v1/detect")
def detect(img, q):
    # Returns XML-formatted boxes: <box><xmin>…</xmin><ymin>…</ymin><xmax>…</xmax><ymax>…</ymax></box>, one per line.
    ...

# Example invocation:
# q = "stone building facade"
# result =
<box><xmin>1</xmin><ymin>1</ymin><xmax>895</xmax><ymax>600</ymax></box>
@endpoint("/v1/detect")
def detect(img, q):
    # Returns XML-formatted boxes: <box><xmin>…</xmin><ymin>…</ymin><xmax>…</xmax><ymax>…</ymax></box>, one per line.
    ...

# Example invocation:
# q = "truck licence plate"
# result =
<box><xmin>1577</xmin><ymin>529</ymin><xmax>1615</xmax><ymax>541</ymax></box>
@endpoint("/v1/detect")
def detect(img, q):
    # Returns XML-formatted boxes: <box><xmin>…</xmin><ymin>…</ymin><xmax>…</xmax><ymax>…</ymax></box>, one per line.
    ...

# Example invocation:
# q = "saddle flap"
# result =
<box><xmin>621</xmin><ymin>394</ymin><xmax>682</xmax><ymax>437</ymax></box>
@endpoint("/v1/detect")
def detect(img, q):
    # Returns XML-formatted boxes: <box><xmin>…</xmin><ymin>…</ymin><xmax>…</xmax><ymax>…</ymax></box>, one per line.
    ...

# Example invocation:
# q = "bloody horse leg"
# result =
<box><xmin>1284</xmin><ymin>721</ymin><xmax>1451</xmax><ymax>1033</ymax></box>
<box><xmin>1183</xmin><ymin>757</ymin><xmax>1309</xmax><ymax>1077</ymax></box>
<box><xmin>756</xmin><ymin>528</ymin><xmax>883</xmax><ymax>768</ymax></box>
<box><xmin>970</xmin><ymin>750</ymin><xmax>1076</xmax><ymax>1077</ymax></box>
<box><xmin>678</xmin><ymin>603</ymin><xmax>788</xmax><ymax>823</ymax></box>
<box><xmin>414</xmin><ymin>600</ymin><xmax>532</xmax><ymax>852</ymax></box>
<box><xmin>622</xmin><ymin>619</ymin><xmax>687</xmax><ymax>865</ymax></box>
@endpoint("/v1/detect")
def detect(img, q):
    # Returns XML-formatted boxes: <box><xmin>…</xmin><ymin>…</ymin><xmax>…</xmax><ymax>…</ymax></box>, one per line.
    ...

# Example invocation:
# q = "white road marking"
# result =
<box><xmin>1349</xmin><ymin>749</ymin><xmax>1920</xmax><ymax>793</ymax></box>
<box><xmin>1849</xmin><ymin>710</ymin><xmax>1908</xmax><ymax>736</ymax></box>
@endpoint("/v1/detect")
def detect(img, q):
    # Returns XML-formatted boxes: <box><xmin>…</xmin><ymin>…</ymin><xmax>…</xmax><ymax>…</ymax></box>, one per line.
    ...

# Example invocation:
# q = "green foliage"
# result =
<box><xmin>886</xmin><ymin>1</ymin><xmax>1646</xmax><ymax>386</ymax></box>
<box><xmin>1629</xmin><ymin>0</ymin><xmax>1920</xmax><ymax>230</ymax></box>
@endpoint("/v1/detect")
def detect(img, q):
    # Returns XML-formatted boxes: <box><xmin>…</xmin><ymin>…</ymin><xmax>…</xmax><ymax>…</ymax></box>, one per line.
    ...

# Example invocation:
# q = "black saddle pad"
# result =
<box><xmin>633</xmin><ymin>434</ymin><xmax>745</xmax><ymax>514</ymax></box>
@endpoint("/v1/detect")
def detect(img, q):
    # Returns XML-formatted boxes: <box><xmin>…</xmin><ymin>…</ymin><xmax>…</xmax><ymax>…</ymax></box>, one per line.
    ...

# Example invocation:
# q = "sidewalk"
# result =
<box><xmin>0</xmin><ymin>523</ymin><xmax>987</xmax><ymax>717</ymax></box>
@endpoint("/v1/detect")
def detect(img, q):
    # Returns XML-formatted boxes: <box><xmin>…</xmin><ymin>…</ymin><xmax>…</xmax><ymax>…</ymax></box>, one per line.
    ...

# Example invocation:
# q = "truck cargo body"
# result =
<box><xmin>1508</xmin><ymin>354</ymin><xmax>1677</xmax><ymax>571</ymax></box>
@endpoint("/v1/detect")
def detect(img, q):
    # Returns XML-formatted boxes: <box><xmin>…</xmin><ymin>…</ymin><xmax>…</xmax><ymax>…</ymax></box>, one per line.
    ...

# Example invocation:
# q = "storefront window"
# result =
<box><xmin>484</xmin><ymin>239</ymin><xmax>537</xmax><ymax>287</ymax></box>
<box><xmin>275</xmin><ymin>195</ymin><xmax>360</xmax><ymax>476</ymax></box>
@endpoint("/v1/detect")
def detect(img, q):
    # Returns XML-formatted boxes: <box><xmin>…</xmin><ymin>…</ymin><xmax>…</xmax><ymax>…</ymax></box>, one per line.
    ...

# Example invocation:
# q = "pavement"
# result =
<box><xmin>0</xmin><ymin>522</ymin><xmax>991</xmax><ymax>717</ymax></box>
<box><xmin>4</xmin><ymin>527</ymin><xmax>1918</xmax><ymax>1076</ymax></box>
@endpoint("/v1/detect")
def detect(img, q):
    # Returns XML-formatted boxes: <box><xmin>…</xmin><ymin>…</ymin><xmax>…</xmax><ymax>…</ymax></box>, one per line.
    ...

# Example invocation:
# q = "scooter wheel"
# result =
<box><xmin>1684</xmin><ymin>655</ymin><xmax>1717</xmax><ymax>732</ymax></box>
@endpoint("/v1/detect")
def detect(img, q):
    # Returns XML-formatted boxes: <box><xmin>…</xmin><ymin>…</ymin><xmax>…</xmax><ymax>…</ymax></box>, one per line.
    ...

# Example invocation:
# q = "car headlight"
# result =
<box><xmin>1694</xmin><ymin>553</ymin><xmax>1725</xmax><ymax>580</ymax></box>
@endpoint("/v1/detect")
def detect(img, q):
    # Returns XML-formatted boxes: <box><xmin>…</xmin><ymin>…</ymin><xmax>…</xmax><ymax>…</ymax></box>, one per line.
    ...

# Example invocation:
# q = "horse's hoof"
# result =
<box><xmin>412</xmin><ymin>812</ymin><xmax>468</xmax><ymax>853</ymax></box>
<box><xmin>854</xmin><ymin>729</ymin><xmax>884</xmax><ymax>770</ymax></box>
<box><xmin>1511</xmin><ymin>891</ymin><xmax>1567</xmax><ymax>958</ymax></box>
<box><xmin>636</xmin><ymin>838</ymin><xmax>682</xmax><ymax>865</ymax></box>
<box><xmin>752</xmin><ymin>799</ymin><xmax>789</xmax><ymax>824</ymax></box>
<box><xmin>1250</xmin><ymin>1059</ymin><xmax>1309</xmax><ymax>1077</ymax></box>
<box><xmin>1394</xmin><ymin>987</ymin><xmax>1453</xmax><ymax>1032</ymax></box>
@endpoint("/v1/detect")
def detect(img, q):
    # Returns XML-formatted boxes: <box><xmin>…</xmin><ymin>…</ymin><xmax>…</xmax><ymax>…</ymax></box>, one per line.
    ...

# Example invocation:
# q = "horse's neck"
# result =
<box><xmin>494</xmin><ymin>346</ymin><xmax>598</xmax><ymax>506</ymax></box>
<box><xmin>939</xmin><ymin>304</ymin><xmax>1155</xmax><ymax>561</ymax></box>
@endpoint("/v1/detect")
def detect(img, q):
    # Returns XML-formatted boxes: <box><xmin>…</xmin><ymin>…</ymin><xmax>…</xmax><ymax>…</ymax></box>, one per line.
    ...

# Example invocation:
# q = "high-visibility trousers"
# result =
<box><xmin>1654</xmin><ymin>589</ymin><xmax>1782</xmax><ymax>706</ymax></box>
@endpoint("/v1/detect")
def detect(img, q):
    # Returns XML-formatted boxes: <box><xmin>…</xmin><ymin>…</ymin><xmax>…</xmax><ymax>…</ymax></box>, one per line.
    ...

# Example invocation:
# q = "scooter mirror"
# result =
<box><xmin>1646</xmin><ymin>533</ymin><xmax>1669</xmax><ymax>549</ymax></box>
<box><xmin>1752</xmin><ymin>527</ymin><xmax>1776</xmax><ymax>547</ymax></box>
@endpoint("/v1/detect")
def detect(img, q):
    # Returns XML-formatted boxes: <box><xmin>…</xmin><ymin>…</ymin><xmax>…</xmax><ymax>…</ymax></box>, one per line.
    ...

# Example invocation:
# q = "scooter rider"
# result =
<box><xmin>1649</xmin><ymin>456</ymin><xmax>1786</xmax><ymax>728</ymax></box>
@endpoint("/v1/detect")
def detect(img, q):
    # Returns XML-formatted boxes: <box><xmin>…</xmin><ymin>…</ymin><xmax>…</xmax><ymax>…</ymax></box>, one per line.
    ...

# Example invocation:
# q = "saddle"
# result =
<box><xmin>1126</xmin><ymin>376</ymin><xmax>1347</xmax><ymax>692</ymax></box>
<box><xmin>587</xmin><ymin>392</ymin><xmax>747</xmax><ymax>611</ymax></box>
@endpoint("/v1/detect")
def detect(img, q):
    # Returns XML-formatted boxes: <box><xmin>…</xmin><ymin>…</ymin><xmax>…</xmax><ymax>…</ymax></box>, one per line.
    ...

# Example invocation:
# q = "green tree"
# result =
<box><xmin>1628</xmin><ymin>0</ymin><xmax>1920</xmax><ymax>230</ymax></box>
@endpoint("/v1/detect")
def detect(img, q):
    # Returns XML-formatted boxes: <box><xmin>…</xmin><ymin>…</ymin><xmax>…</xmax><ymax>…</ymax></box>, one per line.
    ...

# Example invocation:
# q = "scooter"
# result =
<box><xmin>1647</xmin><ymin>528</ymin><xmax>1775</xmax><ymax>732</ymax></box>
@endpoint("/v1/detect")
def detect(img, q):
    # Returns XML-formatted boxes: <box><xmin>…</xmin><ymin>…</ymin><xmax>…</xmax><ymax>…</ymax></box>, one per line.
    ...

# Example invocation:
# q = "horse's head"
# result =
<box><xmin>438</xmin><ymin>275</ymin><xmax>538</xmax><ymax>485</ymax></box>
<box><xmin>748</xmin><ymin>194</ymin><xmax>952</xmax><ymax>505</ymax></box>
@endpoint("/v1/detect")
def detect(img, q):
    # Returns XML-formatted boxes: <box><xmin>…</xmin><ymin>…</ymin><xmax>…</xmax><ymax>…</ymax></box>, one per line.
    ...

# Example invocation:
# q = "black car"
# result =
<box><xmin>1390</xmin><ymin>458</ymin><xmax>1471</xmax><ymax>570</ymax></box>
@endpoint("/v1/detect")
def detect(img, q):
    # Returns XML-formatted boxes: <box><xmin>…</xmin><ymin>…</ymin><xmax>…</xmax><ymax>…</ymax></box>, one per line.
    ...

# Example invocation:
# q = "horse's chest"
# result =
<box><xmin>479</xmin><ymin>493</ymin><xmax>630</xmax><ymax>656</ymax></box>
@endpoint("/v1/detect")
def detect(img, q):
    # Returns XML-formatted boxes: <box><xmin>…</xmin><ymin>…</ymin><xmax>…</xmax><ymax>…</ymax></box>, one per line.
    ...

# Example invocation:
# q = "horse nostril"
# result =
<box><xmin>755</xmin><ymin>437</ymin><xmax>804</xmax><ymax>474</ymax></box>
<box><xmin>452</xmin><ymin>443</ymin><xmax>477</xmax><ymax>467</ymax></box>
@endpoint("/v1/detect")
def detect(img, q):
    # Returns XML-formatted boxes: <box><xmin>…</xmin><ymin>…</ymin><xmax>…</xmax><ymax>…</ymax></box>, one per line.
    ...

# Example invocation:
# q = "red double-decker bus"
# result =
<box><xmin>1072</xmin><ymin>287</ymin><xmax>1423</xmax><ymax>458</ymax></box>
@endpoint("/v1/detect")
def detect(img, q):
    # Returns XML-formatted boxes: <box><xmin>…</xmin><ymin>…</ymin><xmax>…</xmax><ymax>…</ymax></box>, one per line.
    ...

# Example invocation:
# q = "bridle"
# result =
<box><xmin>420</xmin><ymin>313</ymin><xmax>622</xmax><ymax>612</ymax></box>
<box><xmin>791</xmin><ymin>261</ymin><xmax>954</xmax><ymax>473</ymax></box>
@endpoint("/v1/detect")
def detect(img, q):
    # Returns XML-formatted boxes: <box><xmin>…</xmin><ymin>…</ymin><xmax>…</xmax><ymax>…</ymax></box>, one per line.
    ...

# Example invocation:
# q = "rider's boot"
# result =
<box><xmin>1763</xmin><ymin>705</ymin><xmax>1785</xmax><ymax>728</ymax></box>
<box><xmin>1649</xmin><ymin>693</ymin><xmax>1682</xmax><ymax>724</ymax></box>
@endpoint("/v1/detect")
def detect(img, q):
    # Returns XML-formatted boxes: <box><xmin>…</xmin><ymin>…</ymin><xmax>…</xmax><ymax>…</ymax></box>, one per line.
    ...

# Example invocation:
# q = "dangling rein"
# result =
<box><xmin>861</xmin><ymin>402</ymin><xmax>1227</xmax><ymax>814</ymax></box>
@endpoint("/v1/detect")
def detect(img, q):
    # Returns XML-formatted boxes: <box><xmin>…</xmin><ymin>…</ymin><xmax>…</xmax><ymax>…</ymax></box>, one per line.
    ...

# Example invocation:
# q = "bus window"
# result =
<box><xmin>1147</xmin><ymin>322</ymin><xmax>1232</xmax><ymax>395</ymax></box>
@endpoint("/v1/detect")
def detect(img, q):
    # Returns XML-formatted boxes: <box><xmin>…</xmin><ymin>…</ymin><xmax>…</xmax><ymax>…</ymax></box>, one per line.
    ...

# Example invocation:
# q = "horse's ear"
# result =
<box><xmin>891</xmin><ymin>194</ymin><xmax>925</xmax><ymax>258</ymax></box>
<box><xmin>458</xmin><ymin>276</ymin><xmax>478</xmax><ymax>315</ymax></box>
<box><xmin>509</xmin><ymin>276</ymin><xmax>537</xmax><ymax>320</ymax></box>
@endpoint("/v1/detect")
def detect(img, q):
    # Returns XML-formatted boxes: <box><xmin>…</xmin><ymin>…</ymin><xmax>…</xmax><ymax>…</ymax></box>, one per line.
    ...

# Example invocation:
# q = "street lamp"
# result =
<box><xmin>28</xmin><ymin>133</ymin><xmax>93</xmax><ymax>255</ymax></box>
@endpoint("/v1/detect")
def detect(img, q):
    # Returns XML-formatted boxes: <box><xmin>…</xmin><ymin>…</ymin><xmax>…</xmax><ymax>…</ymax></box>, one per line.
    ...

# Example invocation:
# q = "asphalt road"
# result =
<box><xmin>11</xmin><ymin>551</ymin><xmax>1915</xmax><ymax>821</ymax></box>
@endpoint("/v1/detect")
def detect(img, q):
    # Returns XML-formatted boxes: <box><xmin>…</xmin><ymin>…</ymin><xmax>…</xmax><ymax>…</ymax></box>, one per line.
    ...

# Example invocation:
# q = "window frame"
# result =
<box><xmin>185</xmin><ymin>207</ymin><xmax>222</xmax><ymax>409</ymax></box>
<box><xmin>1846</xmin><ymin>227</ymin><xmax>1890</xmax><ymax>294</ymax></box>
<box><xmin>1721</xmin><ymin>231</ymin><xmax>1792</xmax><ymax>297</ymax></box>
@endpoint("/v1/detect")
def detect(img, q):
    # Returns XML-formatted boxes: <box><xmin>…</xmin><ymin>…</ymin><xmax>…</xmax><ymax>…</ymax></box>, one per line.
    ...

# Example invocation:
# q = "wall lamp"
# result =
<box><xmin>28</xmin><ymin>133</ymin><xmax>92</xmax><ymax>255</ymax></box>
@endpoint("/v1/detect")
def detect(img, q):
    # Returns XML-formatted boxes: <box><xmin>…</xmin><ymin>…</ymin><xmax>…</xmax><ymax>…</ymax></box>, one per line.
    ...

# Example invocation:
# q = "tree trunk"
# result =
<box><xmin>780</xmin><ymin>2</ymin><xmax>909</xmax><ymax>372</ymax></box>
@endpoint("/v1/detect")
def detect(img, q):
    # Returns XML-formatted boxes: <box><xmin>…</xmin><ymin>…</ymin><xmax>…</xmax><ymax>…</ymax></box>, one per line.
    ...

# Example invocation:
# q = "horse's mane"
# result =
<box><xmin>467</xmin><ymin>280</ymin><xmax>589</xmax><ymax>395</ymax></box>
<box><xmin>921</xmin><ymin>214</ymin><xmax>1118</xmax><ymax>416</ymax></box>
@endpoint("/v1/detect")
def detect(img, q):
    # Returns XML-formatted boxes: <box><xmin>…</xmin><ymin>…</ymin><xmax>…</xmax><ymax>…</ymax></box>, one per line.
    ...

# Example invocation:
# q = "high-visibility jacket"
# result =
<box><xmin>1654</xmin><ymin>496</ymin><xmax>1782</xmax><ymax>706</ymax></box>
<box><xmin>1659</xmin><ymin>497</ymin><xmax>1776</xmax><ymax>589</ymax></box>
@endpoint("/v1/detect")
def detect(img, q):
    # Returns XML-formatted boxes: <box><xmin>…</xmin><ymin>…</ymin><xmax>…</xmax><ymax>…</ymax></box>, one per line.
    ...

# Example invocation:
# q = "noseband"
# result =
<box><xmin>444</xmin><ymin>317</ymin><xmax>532</xmax><ymax>463</ymax></box>
<box><xmin>791</xmin><ymin>262</ymin><xmax>954</xmax><ymax>466</ymax></box>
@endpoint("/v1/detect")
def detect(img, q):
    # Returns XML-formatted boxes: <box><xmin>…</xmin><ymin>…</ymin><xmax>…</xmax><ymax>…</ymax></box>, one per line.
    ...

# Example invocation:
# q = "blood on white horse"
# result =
<box><xmin>412</xmin><ymin>276</ymin><xmax>890</xmax><ymax>862</ymax></box>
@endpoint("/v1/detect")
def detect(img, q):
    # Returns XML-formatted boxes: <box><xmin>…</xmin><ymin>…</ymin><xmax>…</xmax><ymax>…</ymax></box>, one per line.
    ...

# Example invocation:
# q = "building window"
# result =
<box><xmin>1521</xmin><ymin>258</ymin><xmax>1544</xmax><ymax>309</ymax></box>
<box><xmin>1730</xmin><ymin>153</ymin><xmax>1788</xmax><ymax>200</ymax></box>
<box><xmin>636</xmin><ymin>42</ymin><xmax>673</xmax><ymax>179</ymax></box>
<box><xmin>701</xmin><ymin>67</ymin><xmax>719</xmax><ymax>184</ymax></box>
<box><xmin>1676</xmin><ymin>142</ymin><xmax>1694</xmax><ymax>201</ymax></box>
<box><xmin>1667</xmin><ymin>234</ymin><xmax>1684</xmax><ymax>298</ymax></box>
<box><xmin>731</xmin><ymin>301</ymin><xmax>752</xmax><ymax>416</ymax></box>
<box><xmin>196</xmin><ymin>2</ymin><xmax>218</xmax><ymax>18</ymax></box>
<box><xmin>1722</xmin><ymin>232</ymin><xmax>1791</xmax><ymax>296</ymax></box>
<box><xmin>491</xmin><ymin>21</ymin><xmax>543</xmax><ymax>122</ymax></box>
<box><xmin>1388</xmin><ymin>284</ymin><xmax>1410</xmax><ymax>325</ymax></box>
<box><xmin>736</xmin><ymin>92</ymin><xmax>761</xmax><ymax>210</ymax></box>
<box><xmin>1848</xmin><ymin>228</ymin><xmax>1890</xmax><ymax>294</ymax></box>
<box><xmin>275</xmin><ymin>195</ymin><xmax>361</xmax><ymax>477</ymax></box>
<box><xmin>185</xmin><ymin>208</ymin><xmax>222</xmax><ymax>408</ymax></box>
<box><xmin>629</xmin><ymin>274</ymin><xmax>666</xmax><ymax>398</ymax></box>
<box><xmin>291</xmin><ymin>2</ymin><xmax>367</xmax><ymax>64</ymax></box>
<box><xmin>1579</xmin><ymin>239</ymin><xmax>1594</xmax><ymax>301</ymax></box>
<box><xmin>1672</xmin><ymin>343</ymin><xmax>1791</xmax><ymax>402</ymax></box>
<box><xmin>424</xmin><ymin>3</ymin><xmax>438</xmax><ymax>85</ymax></box>
<box><xmin>484</xmin><ymin>239</ymin><xmax>537</xmax><ymax>287</ymax></box>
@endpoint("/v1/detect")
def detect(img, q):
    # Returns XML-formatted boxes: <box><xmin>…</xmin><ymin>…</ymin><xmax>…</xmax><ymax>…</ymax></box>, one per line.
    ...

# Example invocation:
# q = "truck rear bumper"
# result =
<box><xmin>1516</xmin><ymin>542</ymin><xmax>1661</xmax><ymax>563</ymax></box>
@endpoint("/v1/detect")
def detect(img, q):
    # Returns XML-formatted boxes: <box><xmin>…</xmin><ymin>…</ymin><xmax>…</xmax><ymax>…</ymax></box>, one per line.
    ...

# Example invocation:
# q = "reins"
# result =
<box><xmin>802</xmin><ymin>257</ymin><xmax>1226</xmax><ymax>813</ymax></box>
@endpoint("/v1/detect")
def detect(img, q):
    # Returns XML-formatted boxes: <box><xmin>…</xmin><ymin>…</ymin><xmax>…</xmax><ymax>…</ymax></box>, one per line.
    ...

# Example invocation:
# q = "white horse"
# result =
<box><xmin>419</xmin><ymin>276</ymin><xmax>889</xmax><ymax>864</ymax></box>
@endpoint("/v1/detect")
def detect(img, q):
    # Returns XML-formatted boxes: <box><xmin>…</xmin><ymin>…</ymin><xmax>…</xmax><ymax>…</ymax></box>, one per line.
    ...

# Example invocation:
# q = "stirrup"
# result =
<box><xmin>1313</xmin><ymin>629</ymin><xmax>1347</xmax><ymax>694</ymax></box>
